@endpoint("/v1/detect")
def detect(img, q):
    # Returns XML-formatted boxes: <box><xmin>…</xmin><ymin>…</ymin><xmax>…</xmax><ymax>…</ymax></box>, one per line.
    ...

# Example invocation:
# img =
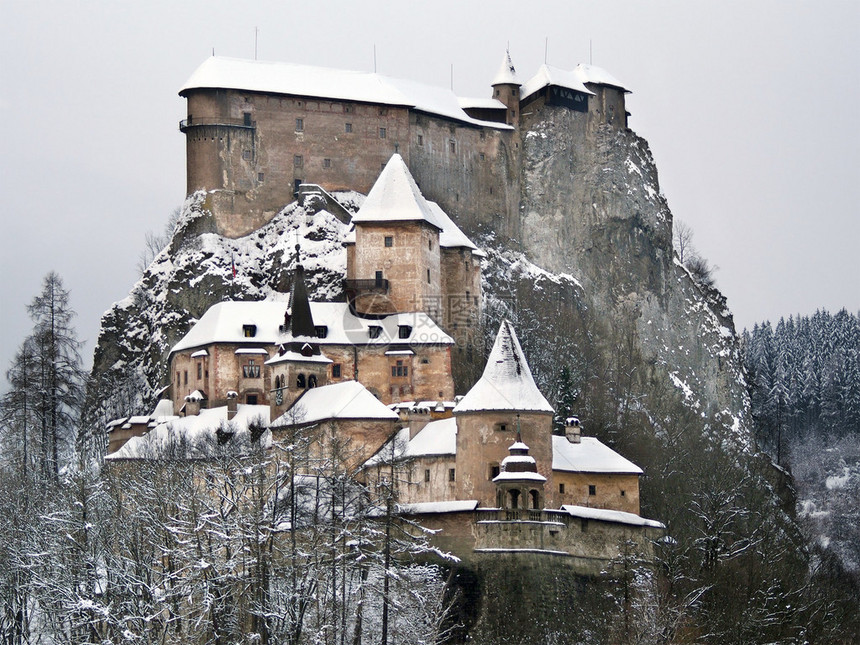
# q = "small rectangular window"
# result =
<box><xmin>243</xmin><ymin>112</ymin><xmax>252</xmax><ymax>126</ymax></box>
<box><xmin>345</xmin><ymin>123</ymin><xmax>352</xmax><ymax>133</ymax></box>
<box><xmin>425</xmin><ymin>469</ymin><xmax>431</xmax><ymax>482</ymax></box>
<box><xmin>294</xmin><ymin>155</ymin><xmax>303</xmax><ymax>168</ymax></box>
<box><xmin>375</xmin><ymin>270</ymin><xmax>384</xmax><ymax>285</ymax></box>
<box><xmin>490</xmin><ymin>465</ymin><xmax>500</xmax><ymax>480</ymax></box>
<box><xmin>368</xmin><ymin>325</ymin><xmax>382</xmax><ymax>339</ymax></box>
<box><xmin>480</xmin><ymin>130</ymin><xmax>486</xmax><ymax>140</ymax></box>
<box><xmin>398</xmin><ymin>325</ymin><xmax>412</xmax><ymax>339</ymax></box>
<box><xmin>295</xmin><ymin>117</ymin><xmax>304</xmax><ymax>131</ymax></box>
<box><xmin>427</xmin><ymin>268</ymin><xmax>431</xmax><ymax>283</ymax></box>
<box><xmin>479</xmin><ymin>153</ymin><xmax>485</xmax><ymax>161</ymax></box>
<box><xmin>197</xmin><ymin>363</ymin><xmax>202</xmax><ymax>380</ymax></box>
<box><xmin>332</xmin><ymin>363</ymin><xmax>341</xmax><ymax>378</ymax></box>
<box><xmin>384</xmin><ymin>236</ymin><xmax>393</xmax><ymax>247</ymax></box>
<box><xmin>314</xmin><ymin>325</ymin><xmax>328</xmax><ymax>339</ymax></box>
<box><xmin>183</xmin><ymin>371</ymin><xmax>188</xmax><ymax>385</ymax></box>
<box><xmin>559</xmin><ymin>483</ymin><xmax>565</xmax><ymax>494</ymax></box>
<box><xmin>379</xmin><ymin>127</ymin><xmax>386</xmax><ymax>139</ymax></box>
<box><xmin>246</xmin><ymin>394</ymin><xmax>258</xmax><ymax>405</ymax></box>
<box><xmin>243</xmin><ymin>324</ymin><xmax>257</xmax><ymax>337</ymax></box>
<box><xmin>323</xmin><ymin>158</ymin><xmax>331</xmax><ymax>169</ymax></box>
<box><xmin>449</xmin><ymin>140</ymin><xmax>456</xmax><ymax>153</ymax></box>
<box><xmin>621</xmin><ymin>490</ymin><xmax>626</xmax><ymax>497</ymax></box>
<box><xmin>176</xmin><ymin>371</ymin><xmax>180</xmax><ymax>385</ymax></box>
<box><xmin>449</xmin><ymin>468</ymin><xmax>455</xmax><ymax>482</ymax></box>
<box><xmin>417</xmin><ymin>134</ymin><xmax>423</xmax><ymax>145</ymax></box>
<box><xmin>257</xmin><ymin>172</ymin><xmax>264</xmax><ymax>182</ymax></box>
<box><xmin>588</xmin><ymin>485</ymin><xmax>596</xmax><ymax>496</ymax></box>
<box><xmin>242</xmin><ymin>149</ymin><xmax>252</xmax><ymax>161</ymax></box>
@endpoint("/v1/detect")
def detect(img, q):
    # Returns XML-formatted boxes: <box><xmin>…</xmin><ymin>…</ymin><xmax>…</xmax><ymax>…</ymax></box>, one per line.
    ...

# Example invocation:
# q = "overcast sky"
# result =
<box><xmin>1</xmin><ymin>0</ymin><xmax>858</xmax><ymax>377</ymax></box>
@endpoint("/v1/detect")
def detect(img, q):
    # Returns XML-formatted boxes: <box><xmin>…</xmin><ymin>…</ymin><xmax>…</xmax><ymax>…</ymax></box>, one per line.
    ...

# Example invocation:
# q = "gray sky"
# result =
<box><xmin>1</xmin><ymin>0</ymin><xmax>858</xmax><ymax>377</ymax></box>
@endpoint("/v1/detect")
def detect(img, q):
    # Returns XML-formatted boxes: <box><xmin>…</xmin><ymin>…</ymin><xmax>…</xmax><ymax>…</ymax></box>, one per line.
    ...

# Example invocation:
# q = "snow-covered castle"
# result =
<box><xmin>107</xmin><ymin>143</ymin><xmax>663</xmax><ymax>569</ymax></box>
<box><xmin>178</xmin><ymin>51</ymin><xmax>629</xmax><ymax>241</ymax></box>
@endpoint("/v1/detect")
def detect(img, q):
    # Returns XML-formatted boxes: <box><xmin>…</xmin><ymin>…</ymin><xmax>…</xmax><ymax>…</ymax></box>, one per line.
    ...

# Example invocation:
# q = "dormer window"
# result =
<box><xmin>243</xmin><ymin>324</ymin><xmax>257</xmax><ymax>338</ymax></box>
<box><xmin>315</xmin><ymin>325</ymin><xmax>328</xmax><ymax>339</ymax></box>
<box><xmin>368</xmin><ymin>326</ymin><xmax>382</xmax><ymax>339</ymax></box>
<box><xmin>398</xmin><ymin>325</ymin><xmax>412</xmax><ymax>339</ymax></box>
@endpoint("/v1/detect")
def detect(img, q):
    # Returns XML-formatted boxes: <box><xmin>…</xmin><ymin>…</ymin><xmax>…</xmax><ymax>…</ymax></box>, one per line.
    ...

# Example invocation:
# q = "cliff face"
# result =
<box><xmin>500</xmin><ymin>107</ymin><xmax>750</xmax><ymax>443</ymax></box>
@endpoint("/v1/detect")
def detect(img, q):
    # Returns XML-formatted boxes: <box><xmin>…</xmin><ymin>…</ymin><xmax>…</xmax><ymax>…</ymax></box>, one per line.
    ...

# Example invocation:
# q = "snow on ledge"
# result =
<box><xmin>396</xmin><ymin>500</ymin><xmax>479</xmax><ymax>514</ymax></box>
<box><xmin>560</xmin><ymin>505</ymin><xmax>665</xmax><ymax>529</ymax></box>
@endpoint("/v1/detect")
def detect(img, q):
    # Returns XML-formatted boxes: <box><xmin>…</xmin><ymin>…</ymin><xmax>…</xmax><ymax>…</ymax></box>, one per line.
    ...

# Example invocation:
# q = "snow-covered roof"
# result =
<box><xmin>363</xmin><ymin>417</ymin><xmax>457</xmax><ymax>467</ymax></box>
<box><xmin>492</xmin><ymin>50</ymin><xmax>520</xmax><ymax>86</ymax></box>
<box><xmin>180</xmin><ymin>57</ymin><xmax>512</xmax><ymax>130</ymax></box>
<box><xmin>454</xmin><ymin>320</ymin><xmax>553</xmax><ymax>414</ymax></box>
<box><xmin>397</xmin><ymin>500</ymin><xmax>478</xmax><ymax>514</ymax></box>
<box><xmin>493</xmin><ymin>470</ymin><xmax>547</xmax><ymax>482</ymax></box>
<box><xmin>573</xmin><ymin>63</ymin><xmax>630</xmax><ymax>92</ymax></box>
<box><xmin>520</xmin><ymin>64</ymin><xmax>595</xmax><ymax>102</ymax></box>
<box><xmin>106</xmin><ymin>404</ymin><xmax>271</xmax><ymax>460</ymax></box>
<box><xmin>458</xmin><ymin>97</ymin><xmax>507</xmax><ymax>111</ymax></box>
<box><xmin>171</xmin><ymin>300</ymin><xmax>453</xmax><ymax>355</ymax></box>
<box><xmin>266</xmin><ymin>350</ymin><xmax>333</xmax><ymax>366</ymax></box>
<box><xmin>552</xmin><ymin>435</ymin><xmax>643</xmax><ymax>474</ymax></box>
<box><xmin>426</xmin><ymin>201</ymin><xmax>483</xmax><ymax>254</ymax></box>
<box><xmin>351</xmin><ymin>154</ymin><xmax>443</xmax><ymax>229</ymax></box>
<box><xmin>151</xmin><ymin>399</ymin><xmax>176</xmax><ymax>419</ymax></box>
<box><xmin>191</xmin><ymin>349</ymin><xmax>209</xmax><ymax>358</ymax></box>
<box><xmin>271</xmin><ymin>380</ymin><xmax>399</xmax><ymax>427</ymax></box>
<box><xmin>561</xmin><ymin>505</ymin><xmax>664</xmax><ymax>529</ymax></box>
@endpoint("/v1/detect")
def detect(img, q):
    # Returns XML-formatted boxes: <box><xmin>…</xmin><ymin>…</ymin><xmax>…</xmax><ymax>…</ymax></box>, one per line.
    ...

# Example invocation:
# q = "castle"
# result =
<box><xmin>104</xmin><ymin>53</ymin><xmax>663</xmax><ymax>571</ymax></box>
<box><xmin>178</xmin><ymin>51</ymin><xmax>629</xmax><ymax>241</ymax></box>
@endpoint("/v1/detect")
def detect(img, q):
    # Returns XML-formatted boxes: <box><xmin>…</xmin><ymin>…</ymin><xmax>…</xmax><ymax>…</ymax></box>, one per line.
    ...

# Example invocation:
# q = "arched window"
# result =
<box><xmin>308</xmin><ymin>374</ymin><xmax>317</xmax><ymax>388</ymax></box>
<box><xmin>508</xmin><ymin>489</ymin><xmax>520</xmax><ymax>510</ymax></box>
<box><xmin>530</xmin><ymin>490</ymin><xmax>540</xmax><ymax>510</ymax></box>
<box><xmin>296</xmin><ymin>373</ymin><xmax>306</xmax><ymax>388</ymax></box>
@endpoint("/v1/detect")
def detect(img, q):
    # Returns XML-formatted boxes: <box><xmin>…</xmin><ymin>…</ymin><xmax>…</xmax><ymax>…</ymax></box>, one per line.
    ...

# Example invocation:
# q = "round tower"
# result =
<box><xmin>491</xmin><ymin>50</ymin><xmax>521</xmax><ymax>127</ymax></box>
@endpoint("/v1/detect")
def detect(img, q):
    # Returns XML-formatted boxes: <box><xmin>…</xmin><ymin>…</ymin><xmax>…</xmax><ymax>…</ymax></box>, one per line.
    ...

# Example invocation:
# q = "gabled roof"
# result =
<box><xmin>426</xmin><ymin>201</ymin><xmax>483</xmax><ymax>254</ymax></box>
<box><xmin>180</xmin><ymin>57</ymin><xmax>512</xmax><ymax>130</ymax></box>
<box><xmin>363</xmin><ymin>416</ymin><xmax>457</xmax><ymax>467</ymax></box>
<box><xmin>271</xmin><ymin>380</ymin><xmax>399</xmax><ymax>427</ymax></box>
<box><xmin>171</xmin><ymin>300</ymin><xmax>288</xmax><ymax>354</ymax></box>
<box><xmin>573</xmin><ymin>63</ymin><xmax>630</xmax><ymax>93</ymax></box>
<box><xmin>454</xmin><ymin>320</ymin><xmax>553</xmax><ymax>414</ymax></box>
<box><xmin>520</xmin><ymin>64</ymin><xmax>595</xmax><ymax>102</ymax></box>
<box><xmin>552</xmin><ymin>435</ymin><xmax>643</xmax><ymax>475</ymax></box>
<box><xmin>351</xmin><ymin>154</ymin><xmax>443</xmax><ymax>229</ymax></box>
<box><xmin>492</xmin><ymin>50</ymin><xmax>520</xmax><ymax>86</ymax></box>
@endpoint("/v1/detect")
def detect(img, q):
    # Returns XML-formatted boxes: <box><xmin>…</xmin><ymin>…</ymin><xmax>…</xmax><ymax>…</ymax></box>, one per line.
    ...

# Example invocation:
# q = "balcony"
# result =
<box><xmin>179</xmin><ymin>116</ymin><xmax>256</xmax><ymax>132</ymax></box>
<box><xmin>343</xmin><ymin>278</ymin><xmax>390</xmax><ymax>295</ymax></box>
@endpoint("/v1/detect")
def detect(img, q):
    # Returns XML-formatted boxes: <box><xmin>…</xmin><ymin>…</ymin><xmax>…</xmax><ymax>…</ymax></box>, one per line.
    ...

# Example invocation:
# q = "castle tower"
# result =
<box><xmin>491</xmin><ymin>50</ymin><xmax>521</xmax><ymax>127</ymax></box>
<box><xmin>347</xmin><ymin>154</ymin><xmax>443</xmax><ymax>319</ymax></box>
<box><xmin>266</xmin><ymin>261</ymin><xmax>331</xmax><ymax>416</ymax></box>
<box><xmin>453</xmin><ymin>320</ymin><xmax>554</xmax><ymax>506</ymax></box>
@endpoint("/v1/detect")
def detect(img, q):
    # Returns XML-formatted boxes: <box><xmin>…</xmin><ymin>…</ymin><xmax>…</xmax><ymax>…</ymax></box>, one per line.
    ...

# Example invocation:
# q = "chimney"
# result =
<box><xmin>226</xmin><ymin>390</ymin><xmax>239</xmax><ymax>420</ymax></box>
<box><xmin>565</xmin><ymin>417</ymin><xmax>581</xmax><ymax>444</ymax></box>
<box><xmin>184</xmin><ymin>391</ymin><xmax>203</xmax><ymax>416</ymax></box>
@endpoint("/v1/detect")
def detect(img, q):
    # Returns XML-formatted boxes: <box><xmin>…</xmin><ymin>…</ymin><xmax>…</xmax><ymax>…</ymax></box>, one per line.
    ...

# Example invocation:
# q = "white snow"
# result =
<box><xmin>552</xmin><ymin>436</ymin><xmax>643</xmax><ymax>474</ymax></box>
<box><xmin>352</xmin><ymin>154</ymin><xmax>443</xmax><ymax>229</ymax></box>
<box><xmin>106</xmin><ymin>404</ymin><xmax>272</xmax><ymax>460</ymax></box>
<box><xmin>266</xmin><ymin>350</ymin><xmax>333</xmax><ymax>366</ymax></box>
<box><xmin>561</xmin><ymin>505</ymin><xmax>664</xmax><ymax>528</ymax></box>
<box><xmin>493</xmin><ymin>471</ymin><xmax>547</xmax><ymax>482</ymax></box>
<box><xmin>454</xmin><ymin>320</ymin><xmax>554</xmax><ymax>414</ymax></box>
<box><xmin>181</xmin><ymin>57</ymin><xmax>512</xmax><ymax>131</ymax></box>
<box><xmin>363</xmin><ymin>417</ymin><xmax>458</xmax><ymax>468</ymax></box>
<box><xmin>234</xmin><ymin>348</ymin><xmax>269</xmax><ymax>355</ymax></box>
<box><xmin>171</xmin><ymin>300</ymin><xmax>453</xmax><ymax>355</ymax></box>
<box><xmin>520</xmin><ymin>64</ymin><xmax>595</xmax><ymax>102</ymax></box>
<box><xmin>396</xmin><ymin>500</ymin><xmax>478</xmax><ymax>514</ymax></box>
<box><xmin>573</xmin><ymin>63</ymin><xmax>630</xmax><ymax>92</ymax></box>
<box><xmin>190</xmin><ymin>349</ymin><xmax>209</xmax><ymax>358</ymax></box>
<box><xmin>270</xmin><ymin>380</ymin><xmax>399</xmax><ymax>427</ymax></box>
<box><xmin>825</xmin><ymin>468</ymin><xmax>851</xmax><ymax>490</ymax></box>
<box><xmin>491</xmin><ymin>50</ymin><xmax>520</xmax><ymax>86</ymax></box>
<box><xmin>458</xmin><ymin>96</ymin><xmax>507</xmax><ymax>110</ymax></box>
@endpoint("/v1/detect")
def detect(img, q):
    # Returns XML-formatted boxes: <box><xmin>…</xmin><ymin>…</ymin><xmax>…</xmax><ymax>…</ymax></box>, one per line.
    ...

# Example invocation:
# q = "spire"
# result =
<box><xmin>454</xmin><ymin>320</ymin><xmax>554</xmax><ymax>414</ymax></box>
<box><xmin>289</xmin><ymin>260</ymin><xmax>316</xmax><ymax>341</ymax></box>
<box><xmin>351</xmin><ymin>154</ymin><xmax>442</xmax><ymax>229</ymax></box>
<box><xmin>491</xmin><ymin>49</ymin><xmax>520</xmax><ymax>86</ymax></box>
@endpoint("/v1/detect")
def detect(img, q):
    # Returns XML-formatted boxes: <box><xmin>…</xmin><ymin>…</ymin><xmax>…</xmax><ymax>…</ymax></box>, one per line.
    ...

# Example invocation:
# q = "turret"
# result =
<box><xmin>491</xmin><ymin>50</ymin><xmax>521</xmax><ymax>127</ymax></box>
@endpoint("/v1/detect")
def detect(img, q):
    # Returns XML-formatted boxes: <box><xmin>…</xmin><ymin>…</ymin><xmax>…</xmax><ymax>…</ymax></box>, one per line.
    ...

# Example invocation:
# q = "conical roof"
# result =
<box><xmin>351</xmin><ymin>154</ymin><xmax>442</xmax><ymax>229</ymax></box>
<box><xmin>491</xmin><ymin>50</ymin><xmax>520</xmax><ymax>86</ymax></box>
<box><xmin>454</xmin><ymin>320</ymin><xmax>554</xmax><ymax>414</ymax></box>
